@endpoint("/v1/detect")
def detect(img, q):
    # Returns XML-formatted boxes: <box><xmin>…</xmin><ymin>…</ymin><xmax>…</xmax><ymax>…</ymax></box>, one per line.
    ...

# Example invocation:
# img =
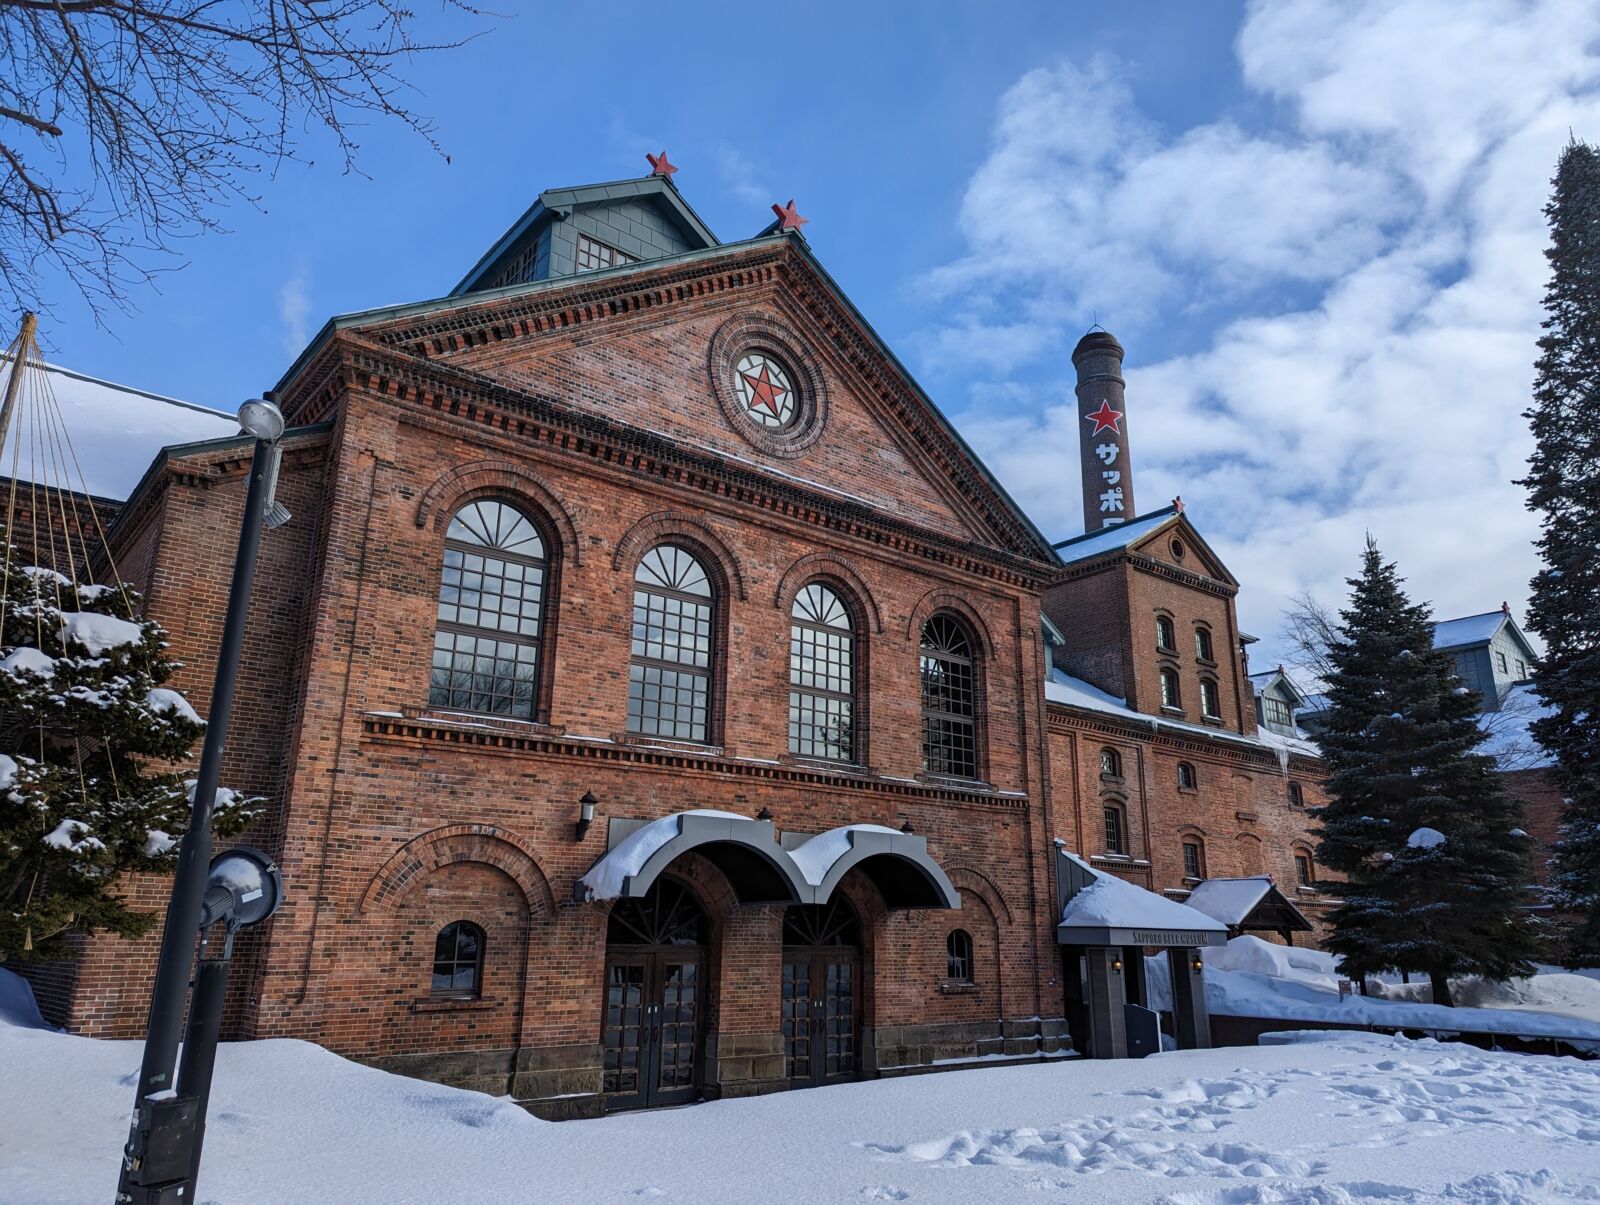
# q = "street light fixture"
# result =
<box><xmin>117</xmin><ymin>398</ymin><xmax>288</xmax><ymax>1205</ymax></box>
<box><xmin>576</xmin><ymin>791</ymin><xmax>598</xmax><ymax>841</ymax></box>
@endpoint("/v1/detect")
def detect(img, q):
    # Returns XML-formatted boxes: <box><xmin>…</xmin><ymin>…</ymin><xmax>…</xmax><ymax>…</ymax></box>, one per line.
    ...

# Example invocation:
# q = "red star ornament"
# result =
<box><xmin>740</xmin><ymin>363</ymin><xmax>786</xmax><ymax>416</ymax></box>
<box><xmin>772</xmin><ymin>199</ymin><xmax>808</xmax><ymax>231</ymax></box>
<box><xmin>1085</xmin><ymin>400</ymin><xmax>1124</xmax><ymax>436</ymax></box>
<box><xmin>646</xmin><ymin>151</ymin><xmax>678</xmax><ymax>177</ymax></box>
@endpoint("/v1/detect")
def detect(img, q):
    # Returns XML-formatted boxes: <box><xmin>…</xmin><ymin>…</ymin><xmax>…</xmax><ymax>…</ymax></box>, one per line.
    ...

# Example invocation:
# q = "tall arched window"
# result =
<box><xmin>1182</xmin><ymin>838</ymin><xmax>1206</xmax><ymax>879</ymax></box>
<box><xmin>1100</xmin><ymin>746</ymin><xmax>1122</xmax><ymax>777</ymax></box>
<box><xmin>1159</xmin><ymin>667</ymin><xmax>1181</xmax><ymax>709</ymax></box>
<box><xmin>629</xmin><ymin>544</ymin><xmax>715</xmax><ymax>743</ymax></box>
<box><xmin>1177</xmin><ymin>761</ymin><xmax>1198</xmax><ymax>790</ymax></box>
<box><xmin>431</xmin><ymin>920</ymin><xmax>484</xmax><ymax>998</ymax></box>
<box><xmin>429</xmin><ymin>499</ymin><xmax>547</xmax><ymax>718</ymax></box>
<box><xmin>1156</xmin><ymin>614</ymin><xmax>1176</xmax><ymax>652</ymax></box>
<box><xmin>1287</xmin><ymin>781</ymin><xmax>1305</xmax><ymax>807</ymax></box>
<box><xmin>946</xmin><ymin>929</ymin><xmax>974</xmax><ymax>982</ymax></box>
<box><xmin>789</xmin><ymin>583</ymin><xmax>856</xmax><ymax>761</ymax></box>
<box><xmin>1200</xmin><ymin>678</ymin><xmax>1221</xmax><ymax>718</ymax></box>
<box><xmin>1103</xmin><ymin>803</ymin><xmax>1126</xmax><ymax>855</ymax></box>
<box><xmin>920</xmin><ymin>614</ymin><xmax>978</xmax><ymax>778</ymax></box>
<box><xmin>1194</xmin><ymin>625</ymin><xmax>1214</xmax><ymax>661</ymax></box>
<box><xmin>1294</xmin><ymin>849</ymin><xmax>1316</xmax><ymax>886</ymax></box>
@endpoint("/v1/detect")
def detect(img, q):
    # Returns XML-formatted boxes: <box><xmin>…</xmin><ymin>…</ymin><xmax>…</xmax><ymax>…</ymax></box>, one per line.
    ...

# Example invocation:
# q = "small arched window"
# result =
<box><xmin>789</xmin><ymin>583</ymin><xmax>856</xmax><ymax>761</ymax></box>
<box><xmin>1100</xmin><ymin>746</ymin><xmax>1122</xmax><ymax>777</ymax></box>
<box><xmin>920</xmin><ymin>614</ymin><xmax>978</xmax><ymax>778</ymax></box>
<box><xmin>1200</xmin><ymin>678</ymin><xmax>1221</xmax><ymax>718</ymax></box>
<box><xmin>946</xmin><ymin>929</ymin><xmax>974</xmax><ymax>982</ymax></box>
<box><xmin>429</xmin><ymin>499</ymin><xmax>547</xmax><ymax>719</ymax></box>
<box><xmin>1294</xmin><ymin>850</ymin><xmax>1315</xmax><ymax>886</ymax></box>
<box><xmin>1177</xmin><ymin>761</ymin><xmax>1198</xmax><ymax>790</ymax></box>
<box><xmin>1182</xmin><ymin>839</ymin><xmax>1206</xmax><ymax>879</ymax></box>
<box><xmin>1103</xmin><ymin>803</ymin><xmax>1126</xmax><ymax>855</ymax></box>
<box><xmin>1195</xmin><ymin>626</ymin><xmax>1214</xmax><ymax>662</ymax></box>
<box><xmin>1288</xmin><ymin>781</ymin><xmax>1305</xmax><ymax>807</ymax></box>
<box><xmin>1156</xmin><ymin>615</ymin><xmax>1176</xmax><ymax>652</ymax></box>
<box><xmin>629</xmin><ymin>544</ymin><xmax>715</xmax><ymax>743</ymax></box>
<box><xmin>1159</xmin><ymin>667</ymin><xmax>1181</xmax><ymax>709</ymax></box>
<box><xmin>431</xmin><ymin>920</ymin><xmax>484</xmax><ymax>998</ymax></box>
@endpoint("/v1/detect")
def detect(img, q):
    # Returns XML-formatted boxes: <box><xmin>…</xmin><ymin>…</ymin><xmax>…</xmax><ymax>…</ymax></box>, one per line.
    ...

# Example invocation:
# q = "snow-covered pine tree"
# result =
<box><xmin>0</xmin><ymin>532</ymin><xmax>255</xmax><ymax>961</ymax></box>
<box><xmin>1521</xmin><ymin>138</ymin><xmax>1600</xmax><ymax>967</ymax></box>
<box><xmin>1314</xmin><ymin>538</ymin><xmax>1541</xmax><ymax>1005</ymax></box>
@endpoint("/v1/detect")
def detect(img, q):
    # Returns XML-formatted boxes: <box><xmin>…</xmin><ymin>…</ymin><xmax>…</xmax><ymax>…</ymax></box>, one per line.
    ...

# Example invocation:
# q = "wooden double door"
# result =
<box><xmin>602</xmin><ymin>879</ymin><xmax>707</xmax><ymax>1110</ymax></box>
<box><xmin>781</xmin><ymin>899</ymin><xmax>863</xmax><ymax>1088</ymax></box>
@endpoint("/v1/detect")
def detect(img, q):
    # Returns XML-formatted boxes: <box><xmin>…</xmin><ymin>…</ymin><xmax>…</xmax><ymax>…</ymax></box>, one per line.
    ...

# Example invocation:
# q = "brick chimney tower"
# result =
<box><xmin>1074</xmin><ymin>330</ymin><xmax>1134</xmax><ymax>532</ymax></box>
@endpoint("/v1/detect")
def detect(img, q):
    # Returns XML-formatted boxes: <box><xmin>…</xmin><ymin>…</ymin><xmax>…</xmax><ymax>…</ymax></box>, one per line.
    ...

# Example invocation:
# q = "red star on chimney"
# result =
<box><xmin>1085</xmin><ymin>400</ymin><xmax>1123</xmax><ymax>436</ymax></box>
<box><xmin>646</xmin><ymin>151</ymin><xmax>678</xmax><ymax>177</ymax></box>
<box><xmin>772</xmin><ymin>199</ymin><xmax>808</xmax><ymax>231</ymax></box>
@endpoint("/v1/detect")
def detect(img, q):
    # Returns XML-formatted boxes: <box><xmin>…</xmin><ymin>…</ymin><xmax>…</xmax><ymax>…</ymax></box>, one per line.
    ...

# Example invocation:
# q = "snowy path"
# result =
<box><xmin>4</xmin><ymin>976</ymin><xmax>1599</xmax><ymax>1203</ymax></box>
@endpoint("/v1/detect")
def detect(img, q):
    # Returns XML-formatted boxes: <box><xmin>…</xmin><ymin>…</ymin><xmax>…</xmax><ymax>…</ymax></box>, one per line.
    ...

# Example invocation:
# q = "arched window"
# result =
<box><xmin>629</xmin><ymin>545</ymin><xmax>716</xmax><ymax>743</ymax></box>
<box><xmin>1194</xmin><ymin>626</ymin><xmax>1214</xmax><ymax>661</ymax></box>
<box><xmin>789</xmin><ymin>583</ymin><xmax>855</xmax><ymax>761</ymax></box>
<box><xmin>1287</xmin><ymin>781</ymin><xmax>1305</xmax><ymax>807</ymax></box>
<box><xmin>1156</xmin><ymin>614</ymin><xmax>1176</xmax><ymax>652</ymax></box>
<box><xmin>1177</xmin><ymin>761</ymin><xmax>1198</xmax><ymax>790</ymax></box>
<box><xmin>946</xmin><ymin>929</ymin><xmax>974</xmax><ymax>982</ymax></box>
<box><xmin>920</xmin><ymin>614</ymin><xmax>978</xmax><ymax>778</ymax></box>
<box><xmin>1200</xmin><ymin>678</ymin><xmax>1221</xmax><ymax>718</ymax></box>
<box><xmin>1182</xmin><ymin>839</ymin><xmax>1206</xmax><ymax>879</ymax></box>
<box><xmin>431</xmin><ymin>920</ymin><xmax>484</xmax><ymax>998</ymax></box>
<box><xmin>1103</xmin><ymin>803</ymin><xmax>1126</xmax><ymax>855</ymax></box>
<box><xmin>1294</xmin><ymin>850</ymin><xmax>1316</xmax><ymax>886</ymax></box>
<box><xmin>1100</xmin><ymin>746</ymin><xmax>1122</xmax><ymax>777</ymax></box>
<box><xmin>429</xmin><ymin>499</ymin><xmax>547</xmax><ymax>719</ymax></box>
<box><xmin>1159</xmin><ymin>667</ymin><xmax>1181</xmax><ymax>709</ymax></box>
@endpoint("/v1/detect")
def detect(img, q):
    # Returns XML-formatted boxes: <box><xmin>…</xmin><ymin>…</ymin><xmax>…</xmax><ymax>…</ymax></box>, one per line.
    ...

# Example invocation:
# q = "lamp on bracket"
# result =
<box><xmin>576</xmin><ymin>792</ymin><xmax>597</xmax><ymax>841</ymax></box>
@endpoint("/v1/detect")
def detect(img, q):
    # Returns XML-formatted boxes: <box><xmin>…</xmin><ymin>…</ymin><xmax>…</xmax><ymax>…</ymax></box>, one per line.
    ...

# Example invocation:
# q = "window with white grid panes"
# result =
<box><xmin>575</xmin><ymin>234</ymin><xmax>636</xmax><ymax>273</ymax></box>
<box><xmin>428</xmin><ymin>500</ymin><xmax>546</xmax><ymax>718</ymax></box>
<box><xmin>919</xmin><ymin>614</ymin><xmax>978</xmax><ymax>778</ymax></box>
<box><xmin>789</xmin><ymin>583</ymin><xmax>855</xmax><ymax>761</ymax></box>
<box><xmin>628</xmin><ymin>545</ymin><xmax>714</xmax><ymax>742</ymax></box>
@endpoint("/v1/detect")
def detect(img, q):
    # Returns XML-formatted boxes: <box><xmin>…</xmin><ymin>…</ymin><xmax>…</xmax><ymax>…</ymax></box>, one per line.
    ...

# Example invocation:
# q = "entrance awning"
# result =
<box><xmin>576</xmin><ymin>812</ymin><xmax>960</xmax><ymax>910</ymax></box>
<box><xmin>1054</xmin><ymin>848</ymin><xmax>1226</xmax><ymax>949</ymax></box>
<box><xmin>1182</xmin><ymin>876</ymin><xmax>1313</xmax><ymax>940</ymax></box>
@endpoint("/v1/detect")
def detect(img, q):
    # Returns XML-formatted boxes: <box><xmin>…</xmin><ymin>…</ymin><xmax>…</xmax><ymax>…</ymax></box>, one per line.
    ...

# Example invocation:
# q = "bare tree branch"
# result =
<box><xmin>0</xmin><ymin>0</ymin><xmax>484</xmax><ymax>323</ymax></box>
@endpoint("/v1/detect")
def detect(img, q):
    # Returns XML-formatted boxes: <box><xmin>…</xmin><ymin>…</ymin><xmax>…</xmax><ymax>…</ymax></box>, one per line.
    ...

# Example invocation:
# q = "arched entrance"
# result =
<box><xmin>601</xmin><ymin>877</ymin><xmax>708</xmax><ymax>1110</ymax></box>
<box><xmin>781</xmin><ymin>897</ymin><xmax>862</xmax><ymax>1089</ymax></box>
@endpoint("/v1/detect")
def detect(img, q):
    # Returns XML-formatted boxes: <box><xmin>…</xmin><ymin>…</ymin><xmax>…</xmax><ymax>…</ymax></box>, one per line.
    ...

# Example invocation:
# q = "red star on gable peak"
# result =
<box><xmin>772</xmin><ymin>199</ymin><xmax>808</xmax><ymax>231</ymax></box>
<box><xmin>1085</xmin><ymin>400</ymin><xmax>1123</xmax><ymax>436</ymax></box>
<box><xmin>646</xmin><ymin>150</ymin><xmax>679</xmax><ymax>177</ymax></box>
<box><xmin>740</xmin><ymin>363</ymin><xmax>786</xmax><ymax>415</ymax></box>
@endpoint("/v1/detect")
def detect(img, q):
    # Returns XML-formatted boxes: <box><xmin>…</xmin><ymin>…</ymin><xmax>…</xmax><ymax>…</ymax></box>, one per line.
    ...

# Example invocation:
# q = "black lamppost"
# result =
<box><xmin>116</xmin><ymin>398</ymin><xmax>290</xmax><ymax>1204</ymax></box>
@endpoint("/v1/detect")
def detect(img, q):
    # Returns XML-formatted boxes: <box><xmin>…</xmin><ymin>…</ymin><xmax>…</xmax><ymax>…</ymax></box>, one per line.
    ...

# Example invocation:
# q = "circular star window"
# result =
<box><xmin>732</xmin><ymin>351</ymin><xmax>797</xmax><ymax>429</ymax></box>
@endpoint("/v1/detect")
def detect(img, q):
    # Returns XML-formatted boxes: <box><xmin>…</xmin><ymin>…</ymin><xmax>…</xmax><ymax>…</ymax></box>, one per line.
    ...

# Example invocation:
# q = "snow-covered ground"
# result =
<box><xmin>5</xmin><ymin>969</ymin><xmax>1600</xmax><ymax>1204</ymax></box>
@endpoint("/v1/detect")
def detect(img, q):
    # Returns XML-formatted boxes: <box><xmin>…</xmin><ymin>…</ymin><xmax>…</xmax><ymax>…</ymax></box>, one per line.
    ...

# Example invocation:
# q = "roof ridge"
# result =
<box><xmin>1050</xmin><ymin>504</ymin><xmax>1178</xmax><ymax>550</ymax></box>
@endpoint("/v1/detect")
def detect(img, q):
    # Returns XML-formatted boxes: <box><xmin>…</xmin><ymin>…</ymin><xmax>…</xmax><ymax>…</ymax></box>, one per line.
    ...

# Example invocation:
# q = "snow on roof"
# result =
<box><xmin>0</xmin><ymin>357</ymin><xmax>236</xmax><ymax>500</ymax></box>
<box><xmin>1432</xmin><ymin>612</ymin><xmax>1505</xmax><ymax>650</ymax></box>
<box><xmin>1050</xmin><ymin>507</ymin><xmax>1178</xmax><ymax>566</ymax></box>
<box><xmin>1477</xmin><ymin>682</ymin><xmax>1555</xmax><ymax>770</ymax></box>
<box><xmin>1183</xmin><ymin>877</ymin><xmax>1275</xmax><ymax>925</ymax></box>
<box><xmin>577</xmin><ymin>809</ymin><xmax>747</xmax><ymax>899</ymax></box>
<box><xmin>1058</xmin><ymin>851</ymin><xmax>1226</xmax><ymax>934</ymax></box>
<box><xmin>788</xmin><ymin>824</ymin><xmax>904</xmax><ymax>886</ymax></box>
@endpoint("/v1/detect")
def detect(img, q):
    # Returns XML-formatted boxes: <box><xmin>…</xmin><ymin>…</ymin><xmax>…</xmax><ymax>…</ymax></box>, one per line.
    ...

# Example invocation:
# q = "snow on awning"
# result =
<box><xmin>1054</xmin><ymin>849</ymin><xmax>1226</xmax><ymax>948</ymax></box>
<box><xmin>576</xmin><ymin>813</ymin><xmax>960</xmax><ymax>910</ymax></box>
<box><xmin>1184</xmin><ymin>876</ymin><xmax>1313</xmax><ymax>934</ymax></box>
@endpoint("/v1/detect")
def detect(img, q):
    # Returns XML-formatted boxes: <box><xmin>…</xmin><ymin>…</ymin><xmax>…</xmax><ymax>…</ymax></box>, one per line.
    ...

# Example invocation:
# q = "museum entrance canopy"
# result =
<box><xmin>1054</xmin><ymin>847</ymin><xmax>1227</xmax><ymax>949</ymax></box>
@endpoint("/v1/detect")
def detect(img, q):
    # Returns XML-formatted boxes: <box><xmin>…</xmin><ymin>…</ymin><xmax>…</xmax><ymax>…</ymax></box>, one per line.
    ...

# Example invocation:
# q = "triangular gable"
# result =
<box><xmin>319</xmin><ymin>235</ymin><xmax>1056</xmax><ymax>562</ymax></box>
<box><xmin>1184</xmin><ymin>876</ymin><xmax>1312</xmax><ymax>934</ymax></box>
<box><xmin>1248</xmin><ymin>668</ymin><xmax>1308</xmax><ymax>709</ymax></box>
<box><xmin>1053</xmin><ymin>506</ymin><xmax>1237</xmax><ymax>587</ymax></box>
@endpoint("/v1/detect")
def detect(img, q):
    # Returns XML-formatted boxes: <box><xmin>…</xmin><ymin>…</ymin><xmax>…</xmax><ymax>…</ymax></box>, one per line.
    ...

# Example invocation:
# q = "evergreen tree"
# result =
<box><xmin>0</xmin><ymin>534</ymin><xmax>255</xmax><ymax>962</ymax></box>
<box><xmin>1314</xmin><ymin>539</ymin><xmax>1541</xmax><ymax>1005</ymax></box>
<box><xmin>1521</xmin><ymin>139</ymin><xmax>1600</xmax><ymax>966</ymax></box>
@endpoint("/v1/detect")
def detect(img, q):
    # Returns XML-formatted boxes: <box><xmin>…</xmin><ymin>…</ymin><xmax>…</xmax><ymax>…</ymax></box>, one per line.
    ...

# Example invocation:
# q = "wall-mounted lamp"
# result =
<box><xmin>1110</xmin><ymin>956</ymin><xmax>1124</xmax><ymax>973</ymax></box>
<box><xmin>756</xmin><ymin>806</ymin><xmax>773</xmax><ymax>821</ymax></box>
<box><xmin>900</xmin><ymin>820</ymin><xmax>915</xmax><ymax>834</ymax></box>
<box><xmin>1192</xmin><ymin>955</ymin><xmax>1205</xmax><ymax>974</ymax></box>
<box><xmin>576</xmin><ymin>791</ymin><xmax>597</xmax><ymax>841</ymax></box>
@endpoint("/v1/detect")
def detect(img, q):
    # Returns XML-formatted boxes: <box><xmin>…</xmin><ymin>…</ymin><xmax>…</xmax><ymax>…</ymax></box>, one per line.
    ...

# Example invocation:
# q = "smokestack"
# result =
<box><xmin>1074</xmin><ymin>330</ymin><xmax>1134</xmax><ymax>533</ymax></box>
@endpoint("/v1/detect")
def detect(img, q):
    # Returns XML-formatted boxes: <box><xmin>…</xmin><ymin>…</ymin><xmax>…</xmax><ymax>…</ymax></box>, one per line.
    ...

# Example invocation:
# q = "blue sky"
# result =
<box><xmin>21</xmin><ymin>0</ymin><xmax>1600</xmax><ymax>666</ymax></box>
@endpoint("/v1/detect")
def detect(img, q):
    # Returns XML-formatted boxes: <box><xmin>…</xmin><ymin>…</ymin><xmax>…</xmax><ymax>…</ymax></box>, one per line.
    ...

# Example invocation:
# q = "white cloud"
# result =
<box><xmin>931</xmin><ymin>0</ymin><xmax>1600</xmax><ymax>660</ymax></box>
<box><xmin>278</xmin><ymin>268</ymin><xmax>312</xmax><ymax>360</ymax></box>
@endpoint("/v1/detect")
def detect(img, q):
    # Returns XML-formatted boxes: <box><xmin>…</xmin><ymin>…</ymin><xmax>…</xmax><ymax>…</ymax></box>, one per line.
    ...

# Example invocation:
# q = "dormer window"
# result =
<box><xmin>576</xmin><ymin>234</ymin><xmax>636</xmax><ymax>273</ymax></box>
<box><xmin>1156</xmin><ymin>615</ymin><xmax>1176</xmax><ymax>652</ymax></box>
<box><xmin>1264</xmin><ymin>696</ymin><xmax>1293</xmax><ymax>727</ymax></box>
<box><xmin>1495</xmin><ymin>650</ymin><xmax>1508</xmax><ymax>675</ymax></box>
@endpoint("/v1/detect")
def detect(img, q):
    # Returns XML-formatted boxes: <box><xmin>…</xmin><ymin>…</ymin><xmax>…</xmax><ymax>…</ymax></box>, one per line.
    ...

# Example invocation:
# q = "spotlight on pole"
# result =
<box><xmin>236</xmin><ymin>397</ymin><xmax>285</xmax><ymax>442</ymax></box>
<box><xmin>197</xmin><ymin>846</ymin><xmax>282</xmax><ymax>931</ymax></box>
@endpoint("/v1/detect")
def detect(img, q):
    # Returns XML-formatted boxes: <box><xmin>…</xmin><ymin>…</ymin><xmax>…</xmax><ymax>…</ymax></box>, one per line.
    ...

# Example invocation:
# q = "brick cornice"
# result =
<box><xmin>1045</xmin><ymin>702</ymin><xmax>1324</xmax><ymax>773</ymax></box>
<box><xmin>304</xmin><ymin>332</ymin><xmax>1055</xmax><ymax>592</ymax></box>
<box><xmin>275</xmin><ymin>240</ymin><xmax>1054</xmax><ymax>566</ymax></box>
<box><xmin>360</xmin><ymin>713</ymin><xmax>1032</xmax><ymax>810</ymax></box>
<box><xmin>1052</xmin><ymin>552</ymin><xmax>1236</xmax><ymax>600</ymax></box>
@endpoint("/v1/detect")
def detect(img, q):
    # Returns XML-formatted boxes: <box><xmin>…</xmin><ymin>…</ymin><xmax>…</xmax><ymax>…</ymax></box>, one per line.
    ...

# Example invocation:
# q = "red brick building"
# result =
<box><xmin>12</xmin><ymin>165</ymin><xmax>1334</xmax><ymax>1112</ymax></box>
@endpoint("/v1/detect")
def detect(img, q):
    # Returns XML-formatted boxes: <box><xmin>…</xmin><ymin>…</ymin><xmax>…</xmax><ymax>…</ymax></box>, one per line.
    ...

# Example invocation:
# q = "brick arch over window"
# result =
<box><xmin>771</xmin><ymin>554</ymin><xmax>884</xmax><ymax>633</ymax></box>
<box><xmin>360</xmin><ymin>824</ymin><xmax>557</xmax><ymax>920</ymax></box>
<box><xmin>414</xmin><ymin>460</ymin><xmax>582</xmax><ymax>566</ymax></box>
<box><xmin>904</xmin><ymin>588</ymin><xmax>996</xmax><ymax>657</ymax></box>
<box><xmin>611</xmin><ymin>511</ymin><xmax>748</xmax><ymax>600</ymax></box>
<box><xmin>944</xmin><ymin>865</ymin><xmax>1014</xmax><ymax>926</ymax></box>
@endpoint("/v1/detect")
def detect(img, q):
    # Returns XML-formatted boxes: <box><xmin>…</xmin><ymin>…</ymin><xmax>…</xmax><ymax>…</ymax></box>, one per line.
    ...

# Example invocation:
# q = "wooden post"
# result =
<box><xmin>0</xmin><ymin>311</ymin><xmax>38</xmax><ymax>462</ymax></box>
